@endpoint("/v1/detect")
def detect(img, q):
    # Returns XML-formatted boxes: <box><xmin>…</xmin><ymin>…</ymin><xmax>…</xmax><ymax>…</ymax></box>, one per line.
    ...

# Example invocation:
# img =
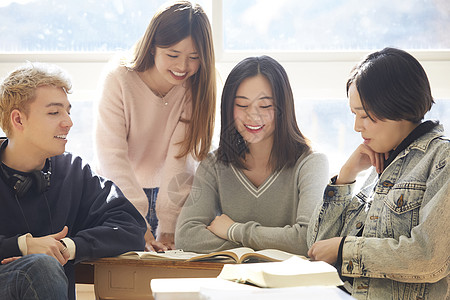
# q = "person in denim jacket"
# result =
<box><xmin>307</xmin><ymin>47</ymin><xmax>449</xmax><ymax>300</ymax></box>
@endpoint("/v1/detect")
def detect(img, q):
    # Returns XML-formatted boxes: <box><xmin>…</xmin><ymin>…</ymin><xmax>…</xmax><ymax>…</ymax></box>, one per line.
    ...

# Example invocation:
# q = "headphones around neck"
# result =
<box><xmin>1</xmin><ymin>165</ymin><xmax>51</xmax><ymax>198</ymax></box>
<box><xmin>0</xmin><ymin>139</ymin><xmax>52</xmax><ymax>198</ymax></box>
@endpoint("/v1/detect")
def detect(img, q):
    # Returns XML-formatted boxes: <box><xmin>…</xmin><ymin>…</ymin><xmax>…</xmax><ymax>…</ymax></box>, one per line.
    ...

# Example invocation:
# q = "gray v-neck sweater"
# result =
<box><xmin>175</xmin><ymin>151</ymin><xmax>329</xmax><ymax>255</ymax></box>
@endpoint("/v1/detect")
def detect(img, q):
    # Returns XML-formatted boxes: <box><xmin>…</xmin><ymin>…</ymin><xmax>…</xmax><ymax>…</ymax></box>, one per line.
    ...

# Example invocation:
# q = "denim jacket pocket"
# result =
<box><xmin>382</xmin><ymin>182</ymin><xmax>425</xmax><ymax>239</ymax></box>
<box><xmin>393</xmin><ymin>281</ymin><xmax>429</xmax><ymax>300</ymax></box>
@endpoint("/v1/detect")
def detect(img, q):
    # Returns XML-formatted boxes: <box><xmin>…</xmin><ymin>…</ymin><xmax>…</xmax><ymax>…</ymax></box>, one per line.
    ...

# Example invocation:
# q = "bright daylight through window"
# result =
<box><xmin>0</xmin><ymin>0</ymin><xmax>449</xmax><ymax>173</ymax></box>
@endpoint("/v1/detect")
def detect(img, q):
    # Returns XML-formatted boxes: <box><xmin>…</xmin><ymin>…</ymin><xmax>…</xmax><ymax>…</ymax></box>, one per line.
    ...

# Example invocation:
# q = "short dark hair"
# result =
<box><xmin>217</xmin><ymin>56</ymin><xmax>311</xmax><ymax>171</ymax></box>
<box><xmin>346</xmin><ymin>47</ymin><xmax>434</xmax><ymax>123</ymax></box>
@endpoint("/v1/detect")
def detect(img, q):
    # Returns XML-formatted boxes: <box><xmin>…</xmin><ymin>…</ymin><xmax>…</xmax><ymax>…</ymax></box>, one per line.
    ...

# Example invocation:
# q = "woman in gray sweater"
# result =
<box><xmin>175</xmin><ymin>56</ymin><xmax>328</xmax><ymax>255</ymax></box>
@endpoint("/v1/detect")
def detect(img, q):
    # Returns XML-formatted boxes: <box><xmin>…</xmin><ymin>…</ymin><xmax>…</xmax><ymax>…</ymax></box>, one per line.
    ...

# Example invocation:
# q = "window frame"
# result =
<box><xmin>0</xmin><ymin>0</ymin><xmax>449</xmax><ymax>168</ymax></box>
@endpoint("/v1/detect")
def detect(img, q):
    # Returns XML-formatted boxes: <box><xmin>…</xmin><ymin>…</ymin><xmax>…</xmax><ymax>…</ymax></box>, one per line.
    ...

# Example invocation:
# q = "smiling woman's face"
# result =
<box><xmin>233</xmin><ymin>75</ymin><xmax>275</xmax><ymax>148</ymax></box>
<box><xmin>151</xmin><ymin>36</ymin><xmax>200</xmax><ymax>92</ymax></box>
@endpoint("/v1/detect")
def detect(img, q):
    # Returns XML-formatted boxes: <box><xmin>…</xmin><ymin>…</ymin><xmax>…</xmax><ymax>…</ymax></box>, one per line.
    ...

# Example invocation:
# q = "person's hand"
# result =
<box><xmin>308</xmin><ymin>237</ymin><xmax>343</xmax><ymax>265</ymax></box>
<box><xmin>207</xmin><ymin>214</ymin><xmax>234</xmax><ymax>240</ymax></box>
<box><xmin>144</xmin><ymin>222</ymin><xmax>167</xmax><ymax>252</ymax></box>
<box><xmin>336</xmin><ymin>144</ymin><xmax>388</xmax><ymax>184</ymax></box>
<box><xmin>156</xmin><ymin>233</ymin><xmax>175</xmax><ymax>250</ymax></box>
<box><xmin>1</xmin><ymin>256</ymin><xmax>21</xmax><ymax>265</ymax></box>
<box><xmin>26</xmin><ymin>226</ymin><xmax>70</xmax><ymax>265</ymax></box>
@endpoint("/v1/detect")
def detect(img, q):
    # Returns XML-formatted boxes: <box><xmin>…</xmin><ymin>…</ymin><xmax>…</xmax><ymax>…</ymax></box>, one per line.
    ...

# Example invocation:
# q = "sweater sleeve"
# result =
<box><xmin>175</xmin><ymin>155</ymin><xmax>239</xmax><ymax>253</ymax></box>
<box><xmin>0</xmin><ymin>235</ymin><xmax>21</xmax><ymax>260</ymax></box>
<box><xmin>94</xmin><ymin>67</ymin><xmax>149</xmax><ymax>218</ymax></box>
<box><xmin>155</xmin><ymin>100</ymin><xmax>196</xmax><ymax>235</ymax></box>
<box><xmin>227</xmin><ymin>152</ymin><xmax>329</xmax><ymax>255</ymax></box>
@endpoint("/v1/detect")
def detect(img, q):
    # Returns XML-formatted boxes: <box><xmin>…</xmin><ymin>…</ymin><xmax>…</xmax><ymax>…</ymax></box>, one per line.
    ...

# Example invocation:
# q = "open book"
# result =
<box><xmin>119</xmin><ymin>247</ymin><xmax>305</xmax><ymax>263</ymax></box>
<box><xmin>218</xmin><ymin>256</ymin><xmax>343</xmax><ymax>288</ymax></box>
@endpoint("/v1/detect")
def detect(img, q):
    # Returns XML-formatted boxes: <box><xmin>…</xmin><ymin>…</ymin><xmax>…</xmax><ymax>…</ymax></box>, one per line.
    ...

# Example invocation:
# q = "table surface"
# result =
<box><xmin>83</xmin><ymin>256</ymin><xmax>225</xmax><ymax>270</ymax></box>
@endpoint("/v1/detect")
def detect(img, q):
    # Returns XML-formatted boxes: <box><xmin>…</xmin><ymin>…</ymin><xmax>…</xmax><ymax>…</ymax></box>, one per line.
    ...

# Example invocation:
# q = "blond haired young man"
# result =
<box><xmin>0</xmin><ymin>63</ymin><xmax>146</xmax><ymax>300</ymax></box>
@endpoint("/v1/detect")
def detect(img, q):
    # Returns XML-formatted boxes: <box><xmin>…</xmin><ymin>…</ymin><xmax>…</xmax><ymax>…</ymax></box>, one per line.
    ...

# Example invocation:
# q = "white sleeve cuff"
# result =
<box><xmin>18</xmin><ymin>233</ymin><xmax>33</xmax><ymax>255</ymax></box>
<box><xmin>227</xmin><ymin>222</ymin><xmax>240</xmax><ymax>242</ymax></box>
<box><xmin>60</xmin><ymin>237</ymin><xmax>76</xmax><ymax>260</ymax></box>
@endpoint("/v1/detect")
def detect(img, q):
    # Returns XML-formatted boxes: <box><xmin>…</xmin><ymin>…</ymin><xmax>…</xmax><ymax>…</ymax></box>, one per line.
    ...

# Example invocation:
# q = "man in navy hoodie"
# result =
<box><xmin>0</xmin><ymin>62</ymin><xmax>146</xmax><ymax>299</ymax></box>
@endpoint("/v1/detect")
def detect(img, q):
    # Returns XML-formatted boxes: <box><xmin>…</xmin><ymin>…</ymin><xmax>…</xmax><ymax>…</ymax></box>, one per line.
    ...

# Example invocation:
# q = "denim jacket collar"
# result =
<box><xmin>407</xmin><ymin>123</ymin><xmax>445</xmax><ymax>152</ymax></box>
<box><xmin>384</xmin><ymin>124</ymin><xmax>446</xmax><ymax>173</ymax></box>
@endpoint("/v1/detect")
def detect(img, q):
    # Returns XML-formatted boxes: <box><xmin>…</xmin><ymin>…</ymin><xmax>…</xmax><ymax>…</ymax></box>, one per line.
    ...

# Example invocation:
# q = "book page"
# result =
<box><xmin>223</xmin><ymin>247</ymin><xmax>255</xmax><ymax>261</ymax></box>
<box><xmin>120</xmin><ymin>250</ymin><xmax>202</xmax><ymax>260</ymax></box>
<box><xmin>218</xmin><ymin>262</ymin><xmax>271</xmax><ymax>287</ymax></box>
<box><xmin>218</xmin><ymin>256</ymin><xmax>343</xmax><ymax>288</ymax></box>
<box><xmin>261</xmin><ymin>257</ymin><xmax>343</xmax><ymax>287</ymax></box>
<box><xmin>188</xmin><ymin>247</ymin><xmax>255</xmax><ymax>263</ymax></box>
<box><xmin>262</xmin><ymin>256</ymin><xmax>335</xmax><ymax>275</ymax></box>
<box><xmin>243</xmin><ymin>249</ymin><xmax>305</xmax><ymax>262</ymax></box>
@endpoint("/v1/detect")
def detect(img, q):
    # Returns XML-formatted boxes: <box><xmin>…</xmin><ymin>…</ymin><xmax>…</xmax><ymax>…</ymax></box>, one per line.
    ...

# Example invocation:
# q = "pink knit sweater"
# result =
<box><xmin>95</xmin><ymin>64</ymin><xmax>195</xmax><ymax>234</ymax></box>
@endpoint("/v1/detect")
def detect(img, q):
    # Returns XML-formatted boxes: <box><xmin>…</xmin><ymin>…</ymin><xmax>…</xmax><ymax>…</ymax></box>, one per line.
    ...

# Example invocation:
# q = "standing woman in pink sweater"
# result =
<box><xmin>95</xmin><ymin>1</ymin><xmax>216</xmax><ymax>251</ymax></box>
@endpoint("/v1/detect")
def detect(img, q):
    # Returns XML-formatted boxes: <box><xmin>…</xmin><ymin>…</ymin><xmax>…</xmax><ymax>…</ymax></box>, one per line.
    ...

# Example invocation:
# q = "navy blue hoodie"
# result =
<box><xmin>0</xmin><ymin>152</ymin><xmax>146</xmax><ymax>299</ymax></box>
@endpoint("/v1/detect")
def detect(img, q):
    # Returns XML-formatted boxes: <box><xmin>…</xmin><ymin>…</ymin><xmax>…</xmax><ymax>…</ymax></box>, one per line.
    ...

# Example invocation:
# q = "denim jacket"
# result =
<box><xmin>308</xmin><ymin>125</ymin><xmax>449</xmax><ymax>300</ymax></box>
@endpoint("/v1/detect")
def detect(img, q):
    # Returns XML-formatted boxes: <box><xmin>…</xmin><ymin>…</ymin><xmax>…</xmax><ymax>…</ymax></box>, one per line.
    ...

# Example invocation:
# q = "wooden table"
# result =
<box><xmin>81</xmin><ymin>257</ymin><xmax>224</xmax><ymax>300</ymax></box>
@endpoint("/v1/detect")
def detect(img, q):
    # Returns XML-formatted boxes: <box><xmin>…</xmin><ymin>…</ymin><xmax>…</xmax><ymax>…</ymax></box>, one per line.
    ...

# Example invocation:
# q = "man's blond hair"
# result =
<box><xmin>0</xmin><ymin>62</ymin><xmax>72</xmax><ymax>136</ymax></box>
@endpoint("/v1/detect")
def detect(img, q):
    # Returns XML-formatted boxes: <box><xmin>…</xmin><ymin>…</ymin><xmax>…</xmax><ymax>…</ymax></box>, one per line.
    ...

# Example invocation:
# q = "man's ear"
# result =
<box><xmin>10</xmin><ymin>109</ymin><xmax>25</xmax><ymax>131</ymax></box>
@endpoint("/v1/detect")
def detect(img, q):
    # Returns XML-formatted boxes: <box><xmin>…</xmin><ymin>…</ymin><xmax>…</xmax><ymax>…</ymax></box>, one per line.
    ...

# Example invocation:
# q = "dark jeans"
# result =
<box><xmin>144</xmin><ymin>187</ymin><xmax>159</xmax><ymax>238</ymax></box>
<box><xmin>0</xmin><ymin>254</ymin><xmax>68</xmax><ymax>299</ymax></box>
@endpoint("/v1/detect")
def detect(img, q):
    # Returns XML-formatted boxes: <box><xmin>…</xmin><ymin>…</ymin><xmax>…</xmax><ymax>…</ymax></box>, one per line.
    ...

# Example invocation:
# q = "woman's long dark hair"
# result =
<box><xmin>217</xmin><ymin>56</ymin><xmax>311</xmax><ymax>171</ymax></box>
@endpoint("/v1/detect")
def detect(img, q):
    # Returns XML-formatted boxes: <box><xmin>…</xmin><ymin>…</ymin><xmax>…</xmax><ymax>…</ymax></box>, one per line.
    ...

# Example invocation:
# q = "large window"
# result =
<box><xmin>222</xmin><ymin>0</ymin><xmax>450</xmax><ymax>51</ymax></box>
<box><xmin>0</xmin><ymin>0</ymin><xmax>449</xmax><ymax>175</ymax></box>
<box><xmin>0</xmin><ymin>0</ymin><xmax>211</xmax><ymax>52</ymax></box>
<box><xmin>217</xmin><ymin>0</ymin><xmax>450</xmax><ymax>173</ymax></box>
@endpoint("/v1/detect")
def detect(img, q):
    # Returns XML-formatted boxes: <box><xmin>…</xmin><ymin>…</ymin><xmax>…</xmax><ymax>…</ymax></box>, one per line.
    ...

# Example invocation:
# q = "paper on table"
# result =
<box><xmin>200</xmin><ymin>286</ymin><xmax>355</xmax><ymax>300</ymax></box>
